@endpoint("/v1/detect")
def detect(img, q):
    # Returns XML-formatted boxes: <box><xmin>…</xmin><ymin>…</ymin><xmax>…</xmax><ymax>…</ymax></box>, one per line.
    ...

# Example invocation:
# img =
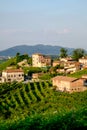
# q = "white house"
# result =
<box><xmin>2</xmin><ymin>69</ymin><xmax>24</xmax><ymax>82</ymax></box>
<box><xmin>32</xmin><ymin>53</ymin><xmax>51</xmax><ymax>67</ymax></box>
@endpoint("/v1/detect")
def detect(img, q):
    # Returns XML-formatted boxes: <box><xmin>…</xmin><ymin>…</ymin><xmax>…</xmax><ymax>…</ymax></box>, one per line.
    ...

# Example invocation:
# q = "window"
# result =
<box><xmin>8</xmin><ymin>79</ymin><xmax>11</xmax><ymax>81</ymax></box>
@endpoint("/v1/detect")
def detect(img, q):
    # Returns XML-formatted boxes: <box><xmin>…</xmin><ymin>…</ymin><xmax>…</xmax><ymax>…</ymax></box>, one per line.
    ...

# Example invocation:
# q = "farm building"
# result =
<box><xmin>52</xmin><ymin>76</ymin><xmax>87</xmax><ymax>93</ymax></box>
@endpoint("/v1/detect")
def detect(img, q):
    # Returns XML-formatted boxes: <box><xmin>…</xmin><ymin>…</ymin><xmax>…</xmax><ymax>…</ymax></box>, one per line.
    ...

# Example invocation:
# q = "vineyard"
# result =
<box><xmin>0</xmin><ymin>81</ymin><xmax>53</xmax><ymax>119</ymax></box>
<box><xmin>0</xmin><ymin>81</ymin><xmax>87</xmax><ymax>129</ymax></box>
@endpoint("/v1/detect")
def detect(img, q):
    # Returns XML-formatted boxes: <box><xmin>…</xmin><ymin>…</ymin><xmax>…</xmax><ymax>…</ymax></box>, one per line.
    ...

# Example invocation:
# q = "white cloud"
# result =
<box><xmin>42</xmin><ymin>28</ymin><xmax>72</xmax><ymax>35</ymax></box>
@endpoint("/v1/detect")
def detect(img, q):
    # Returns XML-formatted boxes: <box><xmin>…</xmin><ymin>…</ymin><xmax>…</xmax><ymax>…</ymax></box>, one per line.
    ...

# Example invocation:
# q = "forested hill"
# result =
<box><xmin>0</xmin><ymin>44</ymin><xmax>74</xmax><ymax>56</ymax></box>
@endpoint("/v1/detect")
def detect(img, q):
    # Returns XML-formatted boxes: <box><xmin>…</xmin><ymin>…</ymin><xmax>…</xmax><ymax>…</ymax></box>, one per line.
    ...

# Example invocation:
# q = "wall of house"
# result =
<box><xmin>2</xmin><ymin>71</ymin><xmax>24</xmax><ymax>82</ymax></box>
<box><xmin>53</xmin><ymin>79</ymin><xmax>70</xmax><ymax>92</ymax></box>
<box><xmin>32</xmin><ymin>54</ymin><xmax>44</xmax><ymax>67</ymax></box>
<box><xmin>32</xmin><ymin>54</ymin><xmax>51</xmax><ymax>67</ymax></box>
<box><xmin>70</xmin><ymin>79</ymin><xmax>84</xmax><ymax>92</ymax></box>
<box><xmin>79</xmin><ymin>59</ymin><xmax>87</xmax><ymax>65</ymax></box>
<box><xmin>53</xmin><ymin>62</ymin><xmax>59</xmax><ymax>67</ymax></box>
<box><xmin>59</xmin><ymin>81</ymin><xmax>70</xmax><ymax>92</ymax></box>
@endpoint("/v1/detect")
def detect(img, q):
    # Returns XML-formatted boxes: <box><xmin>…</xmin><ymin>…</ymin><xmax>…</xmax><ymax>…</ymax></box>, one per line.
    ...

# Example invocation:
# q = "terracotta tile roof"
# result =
<box><xmin>3</xmin><ymin>69</ymin><xmax>24</xmax><ymax>73</ymax></box>
<box><xmin>52</xmin><ymin>76</ymin><xmax>78</xmax><ymax>82</ymax></box>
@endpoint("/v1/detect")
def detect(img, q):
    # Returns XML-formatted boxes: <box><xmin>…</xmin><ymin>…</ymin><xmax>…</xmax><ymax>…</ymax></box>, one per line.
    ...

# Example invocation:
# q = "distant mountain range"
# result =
<box><xmin>0</xmin><ymin>44</ymin><xmax>74</xmax><ymax>56</ymax></box>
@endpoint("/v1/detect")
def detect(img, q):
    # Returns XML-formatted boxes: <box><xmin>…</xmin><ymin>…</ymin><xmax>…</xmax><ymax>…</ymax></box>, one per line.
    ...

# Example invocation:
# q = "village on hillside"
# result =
<box><xmin>0</xmin><ymin>49</ymin><xmax>87</xmax><ymax>93</ymax></box>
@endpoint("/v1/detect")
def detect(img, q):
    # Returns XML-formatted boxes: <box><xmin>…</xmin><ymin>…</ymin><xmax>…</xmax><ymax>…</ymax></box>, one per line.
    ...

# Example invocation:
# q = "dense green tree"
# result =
<box><xmin>16</xmin><ymin>53</ymin><xmax>30</xmax><ymax>64</ymax></box>
<box><xmin>16</xmin><ymin>52</ymin><xmax>20</xmax><ymax>63</ymax></box>
<box><xmin>72</xmin><ymin>48</ymin><xmax>85</xmax><ymax>61</ymax></box>
<box><xmin>16</xmin><ymin>52</ymin><xmax>20</xmax><ymax>57</ymax></box>
<box><xmin>60</xmin><ymin>48</ymin><xmax>68</xmax><ymax>58</ymax></box>
<box><xmin>27</xmin><ymin>57</ymin><xmax>32</xmax><ymax>65</ymax></box>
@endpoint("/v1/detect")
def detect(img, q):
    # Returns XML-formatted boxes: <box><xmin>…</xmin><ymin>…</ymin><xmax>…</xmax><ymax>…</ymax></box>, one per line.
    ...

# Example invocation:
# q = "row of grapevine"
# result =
<box><xmin>33</xmin><ymin>82</ymin><xmax>44</xmax><ymax>101</ymax></box>
<box><xmin>0</xmin><ymin>81</ymin><xmax>52</xmax><ymax>119</ymax></box>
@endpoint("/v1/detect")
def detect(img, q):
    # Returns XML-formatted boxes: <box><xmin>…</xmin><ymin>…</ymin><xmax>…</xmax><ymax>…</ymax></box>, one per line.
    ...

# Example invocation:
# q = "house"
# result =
<box><xmin>60</xmin><ymin>57</ymin><xmax>73</xmax><ymax>62</ymax></box>
<box><xmin>52</xmin><ymin>76</ymin><xmax>87</xmax><ymax>93</ymax></box>
<box><xmin>32</xmin><ymin>53</ymin><xmax>51</xmax><ymax>67</ymax></box>
<box><xmin>56</xmin><ymin>69</ymin><xmax>65</xmax><ymax>73</ymax></box>
<box><xmin>17</xmin><ymin>59</ymin><xmax>29</xmax><ymax>67</ymax></box>
<box><xmin>52</xmin><ymin>60</ymin><xmax>60</xmax><ymax>67</ymax></box>
<box><xmin>2</xmin><ymin>69</ymin><xmax>24</xmax><ymax>82</ymax></box>
<box><xmin>82</xmin><ymin>75</ymin><xmax>87</xmax><ymax>86</ymax></box>
<box><xmin>79</xmin><ymin>57</ymin><xmax>87</xmax><ymax>66</ymax></box>
<box><xmin>32</xmin><ymin>73</ymin><xmax>43</xmax><ymax>81</ymax></box>
<box><xmin>64</xmin><ymin>61</ymin><xmax>81</xmax><ymax>74</ymax></box>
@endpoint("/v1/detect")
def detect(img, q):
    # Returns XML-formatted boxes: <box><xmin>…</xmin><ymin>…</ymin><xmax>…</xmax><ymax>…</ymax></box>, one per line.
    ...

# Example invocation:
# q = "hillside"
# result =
<box><xmin>0</xmin><ymin>81</ymin><xmax>87</xmax><ymax>129</ymax></box>
<box><xmin>0</xmin><ymin>57</ymin><xmax>16</xmax><ymax>71</ymax></box>
<box><xmin>0</xmin><ymin>44</ymin><xmax>74</xmax><ymax>56</ymax></box>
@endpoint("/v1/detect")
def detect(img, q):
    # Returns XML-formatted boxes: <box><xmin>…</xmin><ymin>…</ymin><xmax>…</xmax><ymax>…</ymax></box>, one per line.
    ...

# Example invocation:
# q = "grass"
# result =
<box><xmin>68</xmin><ymin>69</ymin><xmax>87</xmax><ymax>78</ymax></box>
<box><xmin>0</xmin><ymin>57</ymin><xmax>16</xmax><ymax>71</ymax></box>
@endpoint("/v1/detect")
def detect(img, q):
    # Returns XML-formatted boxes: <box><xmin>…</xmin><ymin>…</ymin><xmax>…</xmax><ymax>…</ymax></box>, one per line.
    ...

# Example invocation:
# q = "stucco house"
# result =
<box><xmin>32</xmin><ymin>53</ymin><xmax>51</xmax><ymax>67</ymax></box>
<box><xmin>60</xmin><ymin>57</ymin><xmax>73</xmax><ymax>62</ymax></box>
<box><xmin>79</xmin><ymin>57</ymin><xmax>87</xmax><ymax>66</ymax></box>
<box><xmin>32</xmin><ymin>73</ymin><xmax>43</xmax><ymax>81</ymax></box>
<box><xmin>52</xmin><ymin>60</ymin><xmax>60</xmax><ymax>67</ymax></box>
<box><xmin>52</xmin><ymin>76</ymin><xmax>87</xmax><ymax>93</ymax></box>
<box><xmin>1</xmin><ymin>69</ymin><xmax>24</xmax><ymax>82</ymax></box>
<box><xmin>17</xmin><ymin>59</ymin><xmax>29</xmax><ymax>67</ymax></box>
<box><xmin>64</xmin><ymin>61</ymin><xmax>81</xmax><ymax>74</ymax></box>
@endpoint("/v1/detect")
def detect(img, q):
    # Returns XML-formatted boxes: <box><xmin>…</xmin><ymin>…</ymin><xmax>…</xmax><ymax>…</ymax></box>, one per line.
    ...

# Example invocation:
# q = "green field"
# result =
<box><xmin>68</xmin><ymin>69</ymin><xmax>87</xmax><ymax>78</ymax></box>
<box><xmin>0</xmin><ymin>81</ymin><xmax>87</xmax><ymax>130</ymax></box>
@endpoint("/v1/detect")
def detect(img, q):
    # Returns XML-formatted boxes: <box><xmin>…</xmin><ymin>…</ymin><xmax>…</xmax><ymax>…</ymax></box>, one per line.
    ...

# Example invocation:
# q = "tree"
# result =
<box><xmin>60</xmin><ymin>48</ymin><xmax>68</xmax><ymax>58</ymax></box>
<box><xmin>72</xmin><ymin>48</ymin><xmax>85</xmax><ymax>61</ymax></box>
<box><xmin>16</xmin><ymin>52</ymin><xmax>20</xmax><ymax>63</ymax></box>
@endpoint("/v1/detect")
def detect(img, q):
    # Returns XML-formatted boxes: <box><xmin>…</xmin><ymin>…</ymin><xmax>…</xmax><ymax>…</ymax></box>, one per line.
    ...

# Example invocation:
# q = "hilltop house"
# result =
<box><xmin>1</xmin><ymin>69</ymin><xmax>24</xmax><ymax>83</ymax></box>
<box><xmin>32</xmin><ymin>53</ymin><xmax>51</xmax><ymax>67</ymax></box>
<box><xmin>79</xmin><ymin>57</ymin><xmax>87</xmax><ymax>67</ymax></box>
<box><xmin>64</xmin><ymin>61</ymin><xmax>81</xmax><ymax>74</ymax></box>
<box><xmin>32</xmin><ymin>73</ymin><xmax>43</xmax><ymax>81</ymax></box>
<box><xmin>60</xmin><ymin>57</ymin><xmax>73</xmax><ymax>62</ymax></box>
<box><xmin>52</xmin><ymin>59</ymin><xmax>81</xmax><ymax>74</ymax></box>
<box><xmin>52</xmin><ymin>76</ymin><xmax>87</xmax><ymax>93</ymax></box>
<box><xmin>17</xmin><ymin>59</ymin><xmax>30</xmax><ymax>67</ymax></box>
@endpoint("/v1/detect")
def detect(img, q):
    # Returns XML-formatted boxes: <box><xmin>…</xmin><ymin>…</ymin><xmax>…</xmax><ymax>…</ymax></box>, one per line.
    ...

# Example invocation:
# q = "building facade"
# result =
<box><xmin>79</xmin><ymin>58</ymin><xmax>87</xmax><ymax>66</ymax></box>
<box><xmin>52</xmin><ymin>76</ymin><xmax>87</xmax><ymax>93</ymax></box>
<box><xmin>32</xmin><ymin>53</ymin><xmax>51</xmax><ymax>67</ymax></box>
<box><xmin>2</xmin><ymin>69</ymin><xmax>24</xmax><ymax>82</ymax></box>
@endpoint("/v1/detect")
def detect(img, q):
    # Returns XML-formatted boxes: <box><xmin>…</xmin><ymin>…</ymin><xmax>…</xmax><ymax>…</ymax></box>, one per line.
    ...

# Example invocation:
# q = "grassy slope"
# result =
<box><xmin>68</xmin><ymin>69</ymin><xmax>87</xmax><ymax>78</ymax></box>
<box><xmin>0</xmin><ymin>57</ymin><xmax>16</xmax><ymax>71</ymax></box>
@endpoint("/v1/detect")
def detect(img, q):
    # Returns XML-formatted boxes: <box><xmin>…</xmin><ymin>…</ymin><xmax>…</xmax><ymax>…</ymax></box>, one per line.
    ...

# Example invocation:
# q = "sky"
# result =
<box><xmin>0</xmin><ymin>0</ymin><xmax>87</xmax><ymax>51</ymax></box>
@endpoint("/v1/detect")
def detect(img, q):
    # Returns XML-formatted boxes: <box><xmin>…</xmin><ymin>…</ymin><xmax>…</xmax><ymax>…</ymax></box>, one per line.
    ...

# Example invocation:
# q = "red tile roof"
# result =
<box><xmin>3</xmin><ymin>69</ymin><xmax>24</xmax><ymax>73</ymax></box>
<box><xmin>52</xmin><ymin>76</ymin><xmax>78</xmax><ymax>82</ymax></box>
